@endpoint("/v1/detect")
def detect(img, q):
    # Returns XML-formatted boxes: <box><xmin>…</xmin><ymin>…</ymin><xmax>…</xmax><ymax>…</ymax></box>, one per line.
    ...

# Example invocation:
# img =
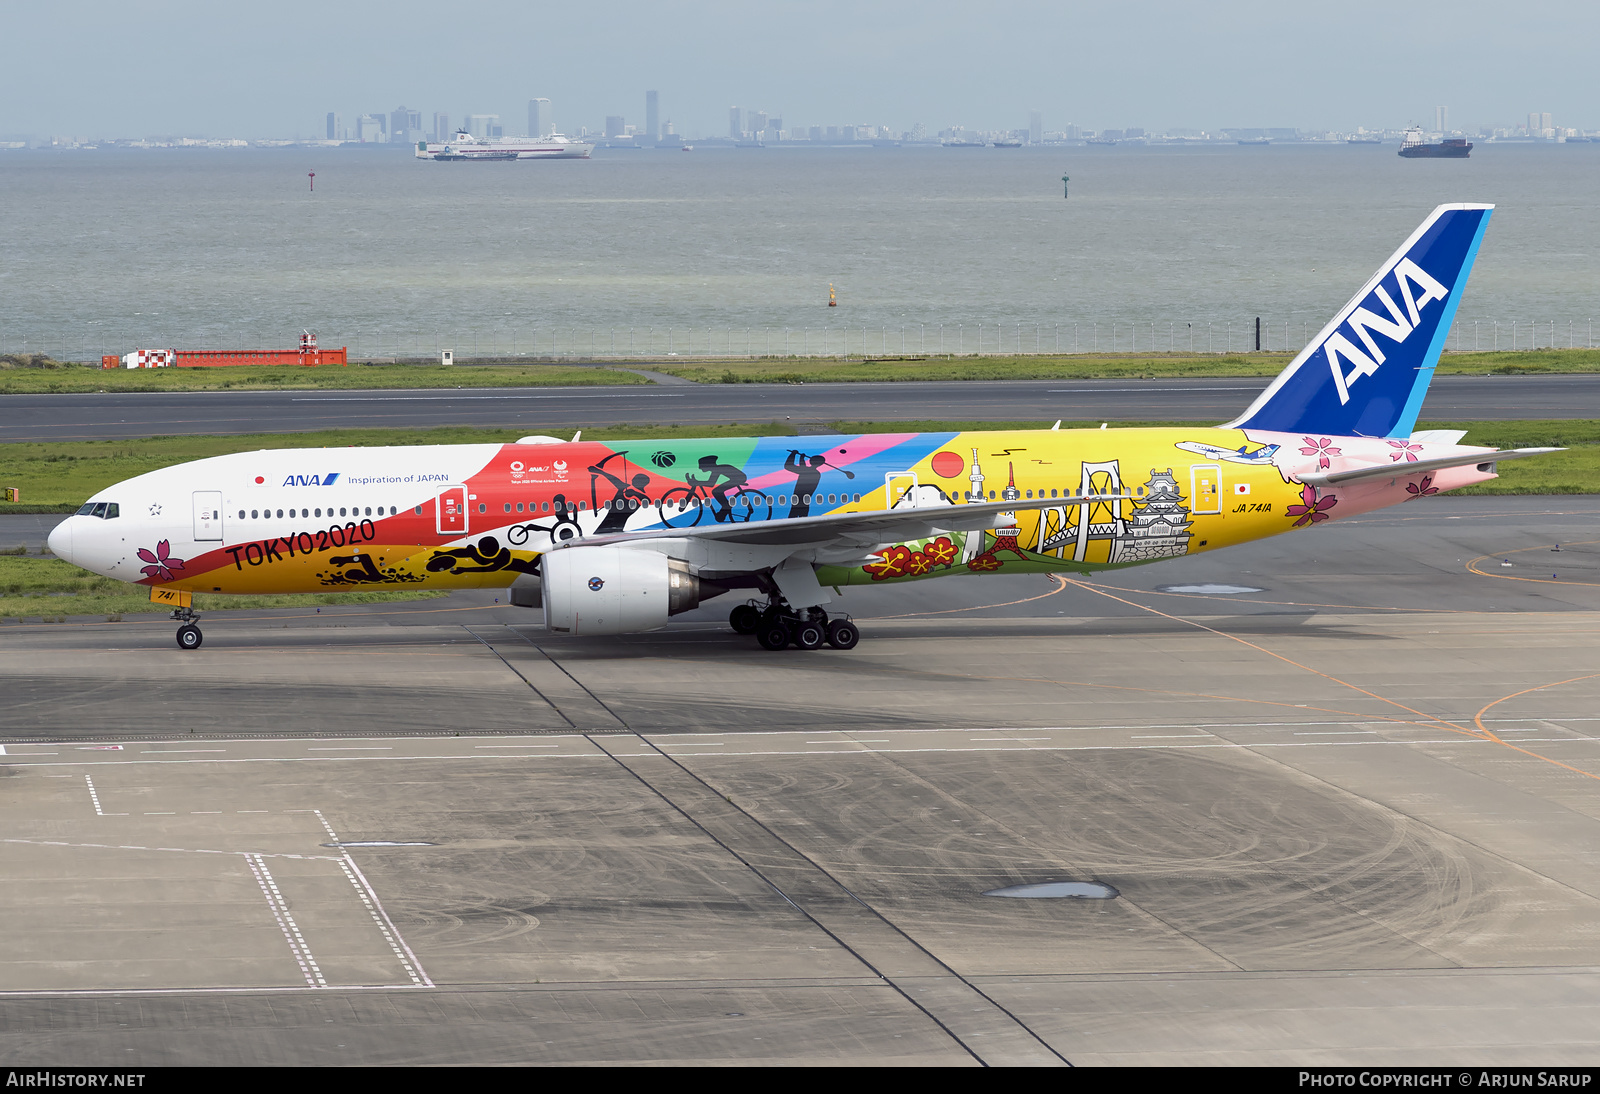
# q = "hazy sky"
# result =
<box><xmin>9</xmin><ymin>1</ymin><xmax>1597</xmax><ymax>138</ymax></box>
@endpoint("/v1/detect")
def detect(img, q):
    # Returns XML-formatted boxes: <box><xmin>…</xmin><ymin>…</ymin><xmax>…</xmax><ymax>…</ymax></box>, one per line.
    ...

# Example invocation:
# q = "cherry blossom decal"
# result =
<box><xmin>1387</xmin><ymin>440</ymin><xmax>1423</xmax><ymax>462</ymax></box>
<box><xmin>137</xmin><ymin>540</ymin><xmax>186</xmax><ymax>582</ymax></box>
<box><xmin>1299</xmin><ymin>436</ymin><xmax>1342</xmax><ymax>470</ymax></box>
<box><xmin>1285</xmin><ymin>484</ymin><xmax>1338</xmax><ymax>528</ymax></box>
<box><xmin>865</xmin><ymin>536</ymin><xmax>961</xmax><ymax>581</ymax></box>
<box><xmin>1405</xmin><ymin>474</ymin><xmax>1439</xmax><ymax>500</ymax></box>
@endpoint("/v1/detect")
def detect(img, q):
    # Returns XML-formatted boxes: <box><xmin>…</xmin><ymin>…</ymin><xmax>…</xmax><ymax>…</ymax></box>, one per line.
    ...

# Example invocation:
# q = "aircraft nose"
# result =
<box><xmin>47</xmin><ymin>519</ymin><xmax>73</xmax><ymax>564</ymax></box>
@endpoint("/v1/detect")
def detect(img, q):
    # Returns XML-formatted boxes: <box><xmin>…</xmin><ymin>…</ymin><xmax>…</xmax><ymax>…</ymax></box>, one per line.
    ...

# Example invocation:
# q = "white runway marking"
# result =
<box><xmin>1</xmin><ymin>838</ymin><xmax>338</xmax><ymax>861</ymax></box>
<box><xmin>313</xmin><ymin>811</ymin><xmax>433</xmax><ymax>988</ymax></box>
<box><xmin>81</xmin><ymin>774</ymin><xmax>123</xmax><ymax>815</ymax></box>
<box><xmin>246</xmin><ymin>853</ymin><xmax>325</xmax><ymax>988</ymax></box>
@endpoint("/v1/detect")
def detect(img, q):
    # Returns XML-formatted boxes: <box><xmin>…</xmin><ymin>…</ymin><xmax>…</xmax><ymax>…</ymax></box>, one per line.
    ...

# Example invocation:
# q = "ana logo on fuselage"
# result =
<box><xmin>1323</xmin><ymin>257</ymin><xmax>1449</xmax><ymax>405</ymax></box>
<box><xmin>281</xmin><ymin>473</ymin><xmax>341</xmax><ymax>487</ymax></box>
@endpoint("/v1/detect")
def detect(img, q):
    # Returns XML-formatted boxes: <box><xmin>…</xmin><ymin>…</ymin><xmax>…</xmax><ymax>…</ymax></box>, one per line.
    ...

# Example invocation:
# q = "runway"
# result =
<box><xmin>3</xmin><ymin>373</ymin><xmax>1597</xmax><ymax>442</ymax></box>
<box><xmin>3</xmin><ymin>497</ymin><xmax>1600</xmax><ymax>1064</ymax></box>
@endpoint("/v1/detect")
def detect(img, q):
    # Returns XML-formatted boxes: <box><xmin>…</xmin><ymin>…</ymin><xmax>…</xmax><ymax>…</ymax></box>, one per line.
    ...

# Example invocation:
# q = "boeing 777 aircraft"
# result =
<box><xmin>49</xmin><ymin>203</ymin><xmax>1556</xmax><ymax>651</ymax></box>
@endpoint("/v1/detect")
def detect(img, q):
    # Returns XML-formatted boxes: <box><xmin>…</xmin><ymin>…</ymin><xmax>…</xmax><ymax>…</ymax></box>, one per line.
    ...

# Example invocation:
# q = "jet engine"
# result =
<box><xmin>541</xmin><ymin>546</ymin><xmax>701</xmax><ymax>635</ymax></box>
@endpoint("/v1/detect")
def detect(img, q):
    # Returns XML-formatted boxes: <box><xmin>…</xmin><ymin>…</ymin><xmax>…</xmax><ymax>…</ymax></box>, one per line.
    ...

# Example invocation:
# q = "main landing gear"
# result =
<box><xmin>729</xmin><ymin>601</ymin><xmax>859</xmax><ymax>652</ymax></box>
<box><xmin>172</xmin><ymin>607</ymin><xmax>203</xmax><ymax>650</ymax></box>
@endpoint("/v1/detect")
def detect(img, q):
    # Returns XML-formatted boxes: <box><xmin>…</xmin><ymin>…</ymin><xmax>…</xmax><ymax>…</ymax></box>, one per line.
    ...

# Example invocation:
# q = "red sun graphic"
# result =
<box><xmin>255</xmin><ymin>476</ymin><xmax>264</xmax><ymax>484</ymax></box>
<box><xmin>930</xmin><ymin>451</ymin><xmax>965</xmax><ymax>479</ymax></box>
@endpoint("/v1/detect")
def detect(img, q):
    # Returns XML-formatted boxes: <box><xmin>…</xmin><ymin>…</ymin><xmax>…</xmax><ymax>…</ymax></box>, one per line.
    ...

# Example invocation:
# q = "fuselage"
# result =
<box><xmin>49</xmin><ymin>425</ymin><xmax>1499</xmax><ymax>598</ymax></box>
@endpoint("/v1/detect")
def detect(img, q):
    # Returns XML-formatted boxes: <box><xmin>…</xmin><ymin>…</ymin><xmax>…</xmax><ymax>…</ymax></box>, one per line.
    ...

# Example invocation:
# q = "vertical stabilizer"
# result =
<box><xmin>1225</xmin><ymin>203</ymin><xmax>1492</xmax><ymax>438</ymax></box>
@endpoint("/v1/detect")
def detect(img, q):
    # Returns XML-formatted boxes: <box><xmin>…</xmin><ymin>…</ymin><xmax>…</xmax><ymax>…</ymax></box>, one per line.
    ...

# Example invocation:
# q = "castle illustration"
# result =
<box><xmin>1035</xmin><ymin>461</ymin><xmax>1194</xmax><ymax>564</ymax></box>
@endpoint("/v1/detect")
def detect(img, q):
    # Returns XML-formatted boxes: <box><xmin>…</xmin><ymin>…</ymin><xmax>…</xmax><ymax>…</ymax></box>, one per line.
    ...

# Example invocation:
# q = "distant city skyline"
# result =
<box><xmin>5</xmin><ymin>1</ymin><xmax>1599</xmax><ymax>140</ymax></box>
<box><xmin>26</xmin><ymin>100</ymin><xmax>1580</xmax><ymax>149</ymax></box>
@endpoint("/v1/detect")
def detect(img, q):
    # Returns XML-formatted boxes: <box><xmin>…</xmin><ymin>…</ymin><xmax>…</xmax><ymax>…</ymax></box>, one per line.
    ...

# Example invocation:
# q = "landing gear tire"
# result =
<box><xmin>825</xmin><ymin>619</ymin><xmax>860</xmax><ymax>650</ymax></box>
<box><xmin>176</xmin><ymin>624</ymin><xmax>203</xmax><ymax>651</ymax></box>
<box><xmin>756</xmin><ymin>622</ymin><xmax>791</xmax><ymax>651</ymax></box>
<box><xmin>729</xmin><ymin>603</ymin><xmax>762</xmax><ymax>635</ymax></box>
<box><xmin>791</xmin><ymin>620</ymin><xmax>826</xmax><ymax>650</ymax></box>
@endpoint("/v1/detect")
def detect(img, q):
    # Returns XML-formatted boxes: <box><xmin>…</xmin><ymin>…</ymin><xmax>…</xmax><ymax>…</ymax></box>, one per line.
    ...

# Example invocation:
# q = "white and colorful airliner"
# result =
<box><xmin>49</xmin><ymin>204</ymin><xmax>1556</xmax><ymax>651</ymax></box>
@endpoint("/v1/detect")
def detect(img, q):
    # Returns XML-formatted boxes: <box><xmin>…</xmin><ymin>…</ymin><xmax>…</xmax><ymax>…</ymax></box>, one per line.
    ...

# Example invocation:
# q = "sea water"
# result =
<box><xmin>2</xmin><ymin>142</ymin><xmax>1596</xmax><ymax>359</ymax></box>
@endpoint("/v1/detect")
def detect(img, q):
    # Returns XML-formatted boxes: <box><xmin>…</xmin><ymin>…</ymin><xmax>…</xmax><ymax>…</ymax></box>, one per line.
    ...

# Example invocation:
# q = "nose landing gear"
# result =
<box><xmin>171</xmin><ymin>607</ymin><xmax>203</xmax><ymax>650</ymax></box>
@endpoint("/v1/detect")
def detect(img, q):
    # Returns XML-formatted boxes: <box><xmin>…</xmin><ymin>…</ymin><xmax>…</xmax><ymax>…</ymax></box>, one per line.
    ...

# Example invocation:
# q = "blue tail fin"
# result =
<box><xmin>1225</xmin><ymin>203</ymin><xmax>1492</xmax><ymax>439</ymax></box>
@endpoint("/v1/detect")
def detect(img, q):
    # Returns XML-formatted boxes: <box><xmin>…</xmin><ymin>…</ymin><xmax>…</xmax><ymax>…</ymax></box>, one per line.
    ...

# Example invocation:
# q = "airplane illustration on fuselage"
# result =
<box><xmin>1173</xmin><ymin>440</ymin><xmax>1280</xmax><ymax>464</ymax></box>
<box><xmin>48</xmin><ymin>204</ymin><xmax>1558</xmax><ymax>652</ymax></box>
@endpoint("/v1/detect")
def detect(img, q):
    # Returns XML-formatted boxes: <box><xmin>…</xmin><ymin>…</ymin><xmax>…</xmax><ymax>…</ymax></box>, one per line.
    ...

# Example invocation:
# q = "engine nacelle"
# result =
<box><xmin>541</xmin><ymin>546</ymin><xmax>701</xmax><ymax>635</ymax></box>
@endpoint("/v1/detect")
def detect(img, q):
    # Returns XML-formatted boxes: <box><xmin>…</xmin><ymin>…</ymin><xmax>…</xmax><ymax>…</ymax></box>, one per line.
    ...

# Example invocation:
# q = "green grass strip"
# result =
<box><xmin>0</xmin><ymin>556</ymin><xmax>447</xmax><ymax>621</ymax></box>
<box><xmin>7</xmin><ymin>347</ymin><xmax>1600</xmax><ymax>393</ymax></box>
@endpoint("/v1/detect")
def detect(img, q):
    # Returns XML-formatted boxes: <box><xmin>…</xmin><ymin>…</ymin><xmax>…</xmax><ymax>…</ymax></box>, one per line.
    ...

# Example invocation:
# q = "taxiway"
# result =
<box><xmin>1</xmin><ymin>374</ymin><xmax>1595</xmax><ymax>442</ymax></box>
<box><xmin>3</xmin><ymin>497</ymin><xmax>1600</xmax><ymax>1064</ymax></box>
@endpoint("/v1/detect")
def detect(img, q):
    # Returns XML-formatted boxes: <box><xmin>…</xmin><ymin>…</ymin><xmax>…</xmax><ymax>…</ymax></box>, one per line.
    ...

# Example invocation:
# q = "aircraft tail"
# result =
<box><xmin>1224</xmin><ymin>203</ymin><xmax>1493</xmax><ymax>439</ymax></box>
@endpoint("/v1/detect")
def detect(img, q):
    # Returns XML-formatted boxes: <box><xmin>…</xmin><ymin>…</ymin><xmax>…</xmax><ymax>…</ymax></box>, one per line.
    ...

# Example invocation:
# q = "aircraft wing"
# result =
<box><xmin>550</xmin><ymin>495</ymin><xmax>1134</xmax><ymax>552</ymax></box>
<box><xmin>1298</xmin><ymin>448</ymin><xmax>1561</xmax><ymax>488</ymax></box>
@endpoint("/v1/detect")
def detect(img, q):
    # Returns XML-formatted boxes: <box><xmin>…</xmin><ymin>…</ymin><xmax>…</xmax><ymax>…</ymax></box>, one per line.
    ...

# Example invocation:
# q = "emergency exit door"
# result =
<box><xmin>192</xmin><ymin>491</ymin><xmax>222</xmax><ymax>541</ymax></box>
<box><xmin>437</xmin><ymin>485</ymin><xmax>469</xmax><ymax>535</ymax></box>
<box><xmin>1189</xmin><ymin>465</ymin><xmax>1221</xmax><ymax>515</ymax></box>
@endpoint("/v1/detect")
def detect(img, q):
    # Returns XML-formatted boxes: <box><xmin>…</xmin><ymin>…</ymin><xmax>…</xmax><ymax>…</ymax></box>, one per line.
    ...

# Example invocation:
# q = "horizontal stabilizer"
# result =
<box><xmin>1298</xmin><ymin>447</ymin><xmax>1560</xmax><ymax>488</ymax></box>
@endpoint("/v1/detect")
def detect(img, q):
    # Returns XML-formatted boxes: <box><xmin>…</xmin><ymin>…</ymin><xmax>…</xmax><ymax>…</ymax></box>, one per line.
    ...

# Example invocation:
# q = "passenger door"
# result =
<box><xmin>192</xmin><ymin>491</ymin><xmax>223</xmax><ymax>541</ymax></box>
<box><xmin>885</xmin><ymin>472</ymin><xmax>919</xmax><ymax>508</ymax></box>
<box><xmin>436</xmin><ymin>485</ymin><xmax>469</xmax><ymax>535</ymax></box>
<box><xmin>1189</xmin><ymin>464</ymin><xmax>1221</xmax><ymax>515</ymax></box>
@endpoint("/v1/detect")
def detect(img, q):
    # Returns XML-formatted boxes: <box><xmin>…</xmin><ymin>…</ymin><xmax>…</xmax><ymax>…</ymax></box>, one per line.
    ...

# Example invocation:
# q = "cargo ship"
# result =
<box><xmin>103</xmin><ymin>331</ymin><xmax>347</xmax><ymax>369</ymax></box>
<box><xmin>415</xmin><ymin>130</ymin><xmax>593</xmax><ymax>160</ymax></box>
<box><xmin>1398</xmin><ymin>128</ymin><xmax>1471</xmax><ymax>158</ymax></box>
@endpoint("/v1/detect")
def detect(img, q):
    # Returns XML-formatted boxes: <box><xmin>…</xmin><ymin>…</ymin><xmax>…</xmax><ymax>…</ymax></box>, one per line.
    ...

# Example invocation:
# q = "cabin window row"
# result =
<box><xmin>982</xmin><ymin>487</ymin><xmax>1150</xmax><ymax>499</ymax></box>
<box><xmin>236</xmin><ymin>506</ymin><xmax>399</xmax><ymax>520</ymax></box>
<box><xmin>488</xmin><ymin>493</ymin><xmax>866</xmax><ymax>514</ymax></box>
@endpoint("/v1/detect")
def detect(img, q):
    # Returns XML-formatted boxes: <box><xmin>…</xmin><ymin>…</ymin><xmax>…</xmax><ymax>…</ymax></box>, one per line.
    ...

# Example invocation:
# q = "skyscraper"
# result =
<box><xmin>528</xmin><ymin>98</ymin><xmax>550</xmax><ymax>138</ymax></box>
<box><xmin>1029</xmin><ymin>109</ymin><xmax>1042</xmax><ymax>144</ymax></box>
<box><xmin>390</xmin><ymin>107</ymin><xmax>422</xmax><ymax>143</ymax></box>
<box><xmin>605</xmin><ymin>115</ymin><xmax>626</xmax><ymax>138</ymax></box>
<box><xmin>326</xmin><ymin>113</ymin><xmax>340</xmax><ymax>141</ymax></box>
<box><xmin>432</xmin><ymin>112</ymin><xmax>450</xmax><ymax>141</ymax></box>
<box><xmin>1434</xmin><ymin>105</ymin><xmax>1447</xmax><ymax>133</ymax></box>
<box><xmin>466</xmin><ymin>114</ymin><xmax>499</xmax><ymax>139</ymax></box>
<box><xmin>645</xmin><ymin>90</ymin><xmax>659</xmax><ymax>141</ymax></box>
<box><xmin>729</xmin><ymin>106</ymin><xmax>742</xmax><ymax>138</ymax></box>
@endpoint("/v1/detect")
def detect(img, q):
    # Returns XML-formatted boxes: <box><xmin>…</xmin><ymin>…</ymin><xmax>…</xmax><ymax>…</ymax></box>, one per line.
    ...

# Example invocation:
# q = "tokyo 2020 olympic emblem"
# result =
<box><xmin>587</xmin><ymin>577</ymin><xmax>605</xmax><ymax>591</ymax></box>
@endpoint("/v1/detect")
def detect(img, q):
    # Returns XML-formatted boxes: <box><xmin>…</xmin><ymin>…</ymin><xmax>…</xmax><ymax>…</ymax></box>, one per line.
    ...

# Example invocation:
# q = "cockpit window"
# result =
<box><xmin>76</xmin><ymin>503</ymin><xmax>96</xmax><ymax>515</ymax></box>
<box><xmin>104</xmin><ymin>503</ymin><xmax>119</xmax><ymax>519</ymax></box>
<box><xmin>76</xmin><ymin>501</ymin><xmax>120</xmax><ymax>519</ymax></box>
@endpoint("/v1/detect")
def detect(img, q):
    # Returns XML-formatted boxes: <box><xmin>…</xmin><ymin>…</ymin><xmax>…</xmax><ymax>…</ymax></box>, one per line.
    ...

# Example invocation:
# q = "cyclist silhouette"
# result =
<box><xmin>784</xmin><ymin>450</ymin><xmax>827</xmax><ymax>517</ymax></box>
<box><xmin>687</xmin><ymin>455</ymin><xmax>747</xmax><ymax>523</ymax></box>
<box><xmin>589</xmin><ymin>452</ymin><xmax>652</xmax><ymax>533</ymax></box>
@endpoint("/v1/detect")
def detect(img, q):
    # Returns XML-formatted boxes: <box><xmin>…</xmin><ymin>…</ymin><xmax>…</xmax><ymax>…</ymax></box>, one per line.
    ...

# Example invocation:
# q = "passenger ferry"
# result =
<box><xmin>415</xmin><ymin>130</ymin><xmax>594</xmax><ymax>161</ymax></box>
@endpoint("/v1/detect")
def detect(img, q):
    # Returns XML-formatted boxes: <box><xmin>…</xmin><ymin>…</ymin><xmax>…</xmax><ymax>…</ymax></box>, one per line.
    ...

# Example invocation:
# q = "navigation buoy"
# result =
<box><xmin>1061</xmin><ymin>174</ymin><xmax>1069</xmax><ymax>198</ymax></box>
<box><xmin>828</xmin><ymin>283</ymin><xmax>837</xmax><ymax>307</ymax></box>
<box><xmin>308</xmin><ymin>171</ymin><xmax>315</xmax><ymax>192</ymax></box>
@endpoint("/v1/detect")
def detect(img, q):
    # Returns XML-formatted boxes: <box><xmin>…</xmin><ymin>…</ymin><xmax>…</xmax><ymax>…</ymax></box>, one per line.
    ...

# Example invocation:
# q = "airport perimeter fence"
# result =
<box><xmin>9</xmin><ymin>317</ymin><xmax>1599</xmax><ymax>365</ymax></box>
